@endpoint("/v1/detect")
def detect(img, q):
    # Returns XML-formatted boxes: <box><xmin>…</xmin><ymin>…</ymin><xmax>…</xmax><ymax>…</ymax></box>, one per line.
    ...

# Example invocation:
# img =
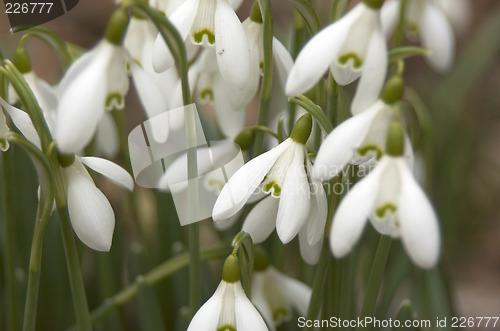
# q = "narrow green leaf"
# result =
<box><xmin>388</xmin><ymin>46</ymin><xmax>431</xmax><ymax>61</ymax></box>
<box><xmin>289</xmin><ymin>0</ymin><xmax>320</xmax><ymax>34</ymax></box>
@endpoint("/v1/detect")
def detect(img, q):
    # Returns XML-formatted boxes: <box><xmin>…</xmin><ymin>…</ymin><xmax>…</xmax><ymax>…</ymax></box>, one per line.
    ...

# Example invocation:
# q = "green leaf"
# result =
<box><xmin>289</xmin><ymin>0</ymin><xmax>321</xmax><ymax>34</ymax></box>
<box><xmin>232</xmin><ymin>231</ymin><xmax>254</xmax><ymax>298</ymax></box>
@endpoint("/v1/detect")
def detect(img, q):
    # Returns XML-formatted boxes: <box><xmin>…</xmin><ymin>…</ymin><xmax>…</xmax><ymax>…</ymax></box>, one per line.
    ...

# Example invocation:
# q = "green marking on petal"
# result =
<box><xmin>106</xmin><ymin>93</ymin><xmax>124</xmax><ymax>110</ymax></box>
<box><xmin>376</xmin><ymin>203</ymin><xmax>397</xmax><ymax>219</ymax></box>
<box><xmin>207</xmin><ymin>178</ymin><xmax>224</xmax><ymax>192</ymax></box>
<box><xmin>200</xmin><ymin>88</ymin><xmax>214</xmax><ymax>101</ymax></box>
<box><xmin>273</xmin><ymin>308</ymin><xmax>289</xmax><ymax>322</ymax></box>
<box><xmin>263</xmin><ymin>180</ymin><xmax>281</xmax><ymax>197</ymax></box>
<box><xmin>193</xmin><ymin>29</ymin><xmax>215</xmax><ymax>45</ymax></box>
<box><xmin>217</xmin><ymin>325</ymin><xmax>236</xmax><ymax>331</ymax></box>
<box><xmin>357</xmin><ymin>144</ymin><xmax>384</xmax><ymax>160</ymax></box>
<box><xmin>338</xmin><ymin>52</ymin><xmax>363</xmax><ymax>69</ymax></box>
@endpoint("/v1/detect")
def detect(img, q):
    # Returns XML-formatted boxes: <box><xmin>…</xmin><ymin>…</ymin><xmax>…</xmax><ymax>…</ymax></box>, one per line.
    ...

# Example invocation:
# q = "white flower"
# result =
<box><xmin>0</xmin><ymin>96</ymin><xmax>41</xmax><ymax>149</ymax></box>
<box><xmin>56</xmin><ymin>39</ymin><xmax>129</xmax><ymax>154</ymax></box>
<box><xmin>64</xmin><ymin>157</ymin><xmax>133</xmax><ymax>251</ymax></box>
<box><xmin>381</xmin><ymin>0</ymin><xmax>455</xmax><ymax>72</ymax></box>
<box><xmin>330</xmin><ymin>150</ymin><xmax>440</xmax><ymax>269</ymax></box>
<box><xmin>312</xmin><ymin>99</ymin><xmax>413</xmax><ymax>182</ymax></box>
<box><xmin>433</xmin><ymin>0</ymin><xmax>471</xmax><ymax>34</ymax></box>
<box><xmin>286</xmin><ymin>1</ymin><xmax>387</xmax><ymax>114</ymax></box>
<box><xmin>152</xmin><ymin>0</ymin><xmax>251</xmax><ymax>88</ymax></box>
<box><xmin>252</xmin><ymin>265</ymin><xmax>311</xmax><ymax>329</ymax></box>
<box><xmin>187</xmin><ymin>256</ymin><xmax>268</xmax><ymax>331</ymax></box>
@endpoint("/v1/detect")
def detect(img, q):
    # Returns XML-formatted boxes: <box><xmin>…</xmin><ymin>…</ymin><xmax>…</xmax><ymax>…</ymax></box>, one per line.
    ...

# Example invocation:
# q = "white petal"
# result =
<box><xmin>285</xmin><ymin>5</ymin><xmax>362</xmax><ymax>96</ymax></box>
<box><xmin>65</xmin><ymin>164</ymin><xmax>115</xmax><ymax>251</ymax></box>
<box><xmin>397</xmin><ymin>158</ymin><xmax>440</xmax><ymax>269</ymax></box>
<box><xmin>276</xmin><ymin>144</ymin><xmax>310</xmax><ymax>244</ymax></box>
<box><xmin>187</xmin><ymin>281</ymin><xmax>225</xmax><ymax>331</ymax></box>
<box><xmin>80</xmin><ymin>156</ymin><xmax>134</xmax><ymax>191</ymax></box>
<box><xmin>420</xmin><ymin>1</ymin><xmax>455</xmax><ymax>72</ymax></box>
<box><xmin>272</xmin><ymin>37</ymin><xmax>294</xmax><ymax>90</ymax></box>
<box><xmin>56</xmin><ymin>42</ymin><xmax>111</xmax><ymax>153</ymax></box>
<box><xmin>214</xmin><ymin>0</ymin><xmax>251</xmax><ymax>88</ymax></box>
<box><xmin>152</xmin><ymin>0</ymin><xmax>199</xmax><ymax>72</ymax></box>
<box><xmin>213</xmin><ymin>74</ymin><xmax>246</xmax><ymax>138</ymax></box>
<box><xmin>95</xmin><ymin>112</ymin><xmax>119</xmax><ymax>158</ymax></box>
<box><xmin>277</xmin><ymin>268</ymin><xmax>312</xmax><ymax>316</ymax></box>
<box><xmin>351</xmin><ymin>29</ymin><xmax>388</xmax><ymax>115</ymax></box>
<box><xmin>434</xmin><ymin>0</ymin><xmax>471</xmax><ymax>34</ymax></box>
<box><xmin>234</xmin><ymin>282</ymin><xmax>269</xmax><ymax>331</ymax></box>
<box><xmin>213</xmin><ymin>139</ymin><xmax>292</xmax><ymax>221</ymax></box>
<box><xmin>306</xmin><ymin>180</ymin><xmax>328</xmax><ymax>245</ymax></box>
<box><xmin>330</xmin><ymin>157</ymin><xmax>389</xmax><ymax>257</ymax></box>
<box><xmin>380</xmin><ymin>0</ymin><xmax>399</xmax><ymax>38</ymax></box>
<box><xmin>312</xmin><ymin>101</ymin><xmax>383</xmax><ymax>181</ymax></box>
<box><xmin>0</xmin><ymin>97</ymin><xmax>41</xmax><ymax>149</ymax></box>
<box><xmin>251</xmin><ymin>273</ymin><xmax>275</xmax><ymax>331</ymax></box>
<box><xmin>241</xmin><ymin>195</ymin><xmax>279</xmax><ymax>243</ymax></box>
<box><xmin>299</xmin><ymin>229</ymin><xmax>323</xmax><ymax>265</ymax></box>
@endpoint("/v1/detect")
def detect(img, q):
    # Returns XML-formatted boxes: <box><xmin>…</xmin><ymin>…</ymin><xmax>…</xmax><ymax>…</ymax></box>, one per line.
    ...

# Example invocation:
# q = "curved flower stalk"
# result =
<box><xmin>213</xmin><ymin>115</ymin><xmax>327</xmax><ymax>253</ymax></box>
<box><xmin>152</xmin><ymin>0</ymin><xmax>251</xmax><ymax>89</ymax></box>
<box><xmin>312</xmin><ymin>76</ymin><xmax>413</xmax><ymax>182</ymax></box>
<box><xmin>64</xmin><ymin>157</ymin><xmax>133</xmax><ymax>251</ymax></box>
<box><xmin>252</xmin><ymin>248</ymin><xmax>311</xmax><ymax>329</ymax></box>
<box><xmin>56</xmin><ymin>10</ymin><xmax>130</xmax><ymax>154</ymax></box>
<box><xmin>330</xmin><ymin>121</ymin><xmax>440</xmax><ymax>269</ymax></box>
<box><xmin>286</xmin><ymin>0</ymin><xmax>388</xmax><ymax>114</ymax></box>
<box><xmin>381</xmin><ymin>0</ymin><xmax>455</xmax><ymax>72</ymax></box>
<box><xmin>187</xmin><ymin>255</ymin><xmax>269</xmax><ymax>331</ymax></box>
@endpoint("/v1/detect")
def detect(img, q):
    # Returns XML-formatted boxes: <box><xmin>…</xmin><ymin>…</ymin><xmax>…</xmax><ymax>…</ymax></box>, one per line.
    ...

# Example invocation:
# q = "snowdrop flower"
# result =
<box><xmin>0</xmin><ymin>97</ymin><xmax>41</xmax><ymax>149</ymax></box>
<box><xmin>214</xmin><ymin>114</ymin><xmax>326</xmax><ymax>246</ymax></box>
<box><xmin>434</xmin><ymin>0</ymin><xmax>471</xmax><ymax>34</ymax></box>
<box><xmin>330</xmin><ymin>121</ymin><xmax>440</xmax><ymax>269</ymax></box>
<box><xmin>56</xmin><ymin>9</ymin><xmax>130</xmax><ymax>154</ymax></box>
<box><xmin>252</xmin><ymin>247</ymin><xmax>311</xmax><ymax>329</ymax></box>
<box><xmin>187</xmin><ymin>255</ymin><xmax>268</xmax><ymax>331</ymax></box>
<box><xmin>312</xmin><ymin>76</ymin><xmax>413</xmax><ymax>182</ymax></box>
<box><xmin>286</xmin><ymin>0</ymin><xmax>387</xmax><ymax>114</ymax></box>
<box><xmin>381</xmin><ymin>0</ymin><xmax>455</xmax><ymax>72</ymax></box>
<box><xmin>63</xmin><ymin>156</ymin><xmax>134</xmax><ymax>251</ymax></box>
<box><xmin>152</xmin><ymin>0</ymin><xmax>251</xmax><ymax>88</ymax></box>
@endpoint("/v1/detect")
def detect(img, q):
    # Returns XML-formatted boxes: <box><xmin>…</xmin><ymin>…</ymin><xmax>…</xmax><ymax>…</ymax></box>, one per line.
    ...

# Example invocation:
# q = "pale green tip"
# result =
<box><xmin>13</xmin><ymin>47</ymin><xmax>31</xmax><ymax>74</ymax></box>
<box><xmin>253</xmin><ymin>246</ymin><xmax>269</xmax><ymax>272</ymax></box>
<box><xmin>290</xmin><ymin>113</ymin><xmax>312</xmax><ymax>145</ymax></box>
<box><xmin>222</xmin><ymin>255</ymin><xmax>240</xmax><ymax>283</ymax></box>
<box><xmin>57</xmin><ymin>152</ymin><xmax>76</xmax><ymax>168</ymax></box>
<box><xmin>105</xmin><ymin>9</ymin><xmax>130</xmax><ymax>45</ymax></box>
<box><xmin>234</xmin><ymin>128</ymin><xmax>255</xmax><ymax>151</ymax></box>
<box><xmin>381</xmin><ymin>75</ymin><xmax>404</xmax><ymax>104</ymax></box>
<box><xmin>250</xmin><ymin>1</ymin><xmax>263</xmax><ymax>23</ymax></box>
<box><xmin>386</xmin><ymin>121</ymin><xmax>405</xmax><ymax>157</ymax></box>
<box><xmin>363</xmin><ymin>0</ymin><xmax>384</xmax><ymax>9</ymax></box>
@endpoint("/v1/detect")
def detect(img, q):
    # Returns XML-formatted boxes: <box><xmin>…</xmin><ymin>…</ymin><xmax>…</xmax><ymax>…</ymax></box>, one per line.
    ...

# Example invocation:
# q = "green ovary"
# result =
<box><xmin>193</xmin><ymin>29</ymin><xmax>215</xmax><ymax>45</ymax></box>
<box><xmin>338</xmin><ymin>52</ymin><xmax>363</xmax><ymax>69</ymax></box>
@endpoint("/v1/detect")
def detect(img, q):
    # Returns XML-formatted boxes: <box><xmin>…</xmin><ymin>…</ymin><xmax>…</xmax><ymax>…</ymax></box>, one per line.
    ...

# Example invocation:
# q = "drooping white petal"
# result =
<box><xmin>312</xmin><ymin>101</ymin><xmax>383</xmax><ymax>182</ymax></box>
<box><xmin>420</xmin><ymin>0</ymin><xmax>454</xmax><ymax>72</ymax></box>
<box><xmin>380</xmin><ymin>0</ymin><xmax>399</xmax><ymax>38</ymax></box>
<box><xmin>214</xmin><ymin>0</ymin><xmax>251</xmax><ymax>89</ymax></box>
<box><xmin>213</xmin><ymin>74</ymin><xmax>246</xmax><ymax>138</ymax></box>
<box><xmin>278</xmin><ymin>268</ymin><xmax>312</xmax><ymax>316</ymax></box>
<box><xmin>251</xmin><ymin>272</ymin><xmax>275</xmax><ymax>331</ymax></box>
<box><xmin>152</xmin><ymin>0</ymin><xmax>199</xmax><ymax>72</ymax></box>
<box><xmin>305</xmin><ymin>159</ymin><xmax>327</xmax><ymax>245</ymax></box>
<box><xmin>397</xmin><ymin>158</ymin><xmax>440</xmax><ymax>269</ymax></box>
<box><xmin>0</xmin><ymin>97</ymin><xmax>41</xmax><ymax>149</ymax></box>
<box><xmin>351</xmin><ymin>29</ymin><xmax>388</xmax><ymax>115</ymax></box>
<box><xmin>56</xmin><ymin>42</ymin><xmax>111</xmax><ymax>154</ymax></box>
<box><xmin>242</xmin><ymin>195</ymin><xmax>279</xmax><ymax>243</ymax></box>
<box><xmin>330</xmin><ymin>157</ymin><xmax>389</xmax><ymax>257</ymax></box>
<box><xmin>212</xmin><ymin>139</ymin><xmax>292</xmax><ymax>221</ymax></box>
<box><xmin>285</xmin><ymin>4</ymin><xmax>362</xmax><ymax>96</ymax></box>
<box><xmin>299</xmin><ymin>228</ymin><xmax>323</xmax><ymax>265</ymax></box>
<box><xmin>79</xmin><ymin>156</ymin><xmax>134</xmax><ymax>191</ymax></box>
<box><xmin>272</xmin><ymin>37</ymin><xmax>294</xmax><ymax>90</ymax></box>
<box><xmin>234</xmin><ymin>282</ymin><xmax>269</xmax><ymax>331</ymax></box>
<box><xmin>434</xmin><ymin>0</ymin><xmax>471</xmax><ymax>34</ymax></box>
<box><xmin>95</xmin><ymin>112</ymin><xmax>119</xmax><ymax>158</ymax></box>
<box><xmin>276</xmin><ymin>144</ymin><xmax>310</xmax><ymax>244</ymax></box>
<box><xmin>104</xmin><ymin>46</ymin><xmax>129</xmax><ymax>110</ymax></box>
<box><xmin>65</xmin><ymin>164</ymin><xmax>115</xmax><ymax>251</ymax></box>
<box><xmin>187</xmin><ymin>281</ymin><xmax>225</xmax><ymax>331</ymax></box>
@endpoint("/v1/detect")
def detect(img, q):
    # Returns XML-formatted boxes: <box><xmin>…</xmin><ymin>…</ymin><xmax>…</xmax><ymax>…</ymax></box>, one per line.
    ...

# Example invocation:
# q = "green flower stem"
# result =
<box><xmin>0</xmin><ymin>149</ymin><xmax>21</xmax><ymax>331</ymax></box>
<box><xmin>289</xmin><ymin>95</ymin><xmax>334</xmax><ymax>133</ymax></box>
<box><xmin>393</xmin><ymin>0</ymin><xmax>408</xmax><ymax>48</ymax></box>
<box><xmin>252</xmin><ymin>0</ymin><xmax>273</xmax><ymax>157</ymax></box>
<box><xmin>56</xmin><ymin>206</ymin><xmax>92</xmax><ymax>331</ymax></box>
<box><xmin>358</xmin><ymin>235</ymin><xmax>392</xmax><ymax>324</ymax></box>
<box><xmin>306</xmin><ymin>242</ymin><xmax>330</xmax><ymax>330</ymax></box>
<box><xmin>327</xmin><ymin>73</ymin><xmax>338</xmax><ymax>126</ymax></box>
<box><xmin>65</xmin><ymin>242</ymin><xmax>231</xmax><ymax>329</ymax></box>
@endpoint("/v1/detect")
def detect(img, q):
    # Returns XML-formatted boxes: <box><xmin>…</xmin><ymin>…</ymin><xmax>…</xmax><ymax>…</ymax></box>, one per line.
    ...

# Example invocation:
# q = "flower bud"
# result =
<box><xmin>222</xmin><ymin>255</ymin><xmax>240</xmax><ymax>283</ymax></box>
<box><xmin>58</xmin><ymin>152</ymin><xmax>76</xmax><ymax>168</ymax></box>
<box><xmin>13</xmin><ymin>47</ymin><xmax>31</xmax><ymax>74</ymax></box>
<box><xmin>363</xmin><ymin>0</ymin><xmax>384</xmax><ymax>9</ymax></box>
<box><xmin>381</xmin><ymin>75</ymin><xmax>404</xmax><ymax>104</ymax></box>
<box><xmin>105</xmin><ymin>9</ymin><xmax>130</xmax><ymax>45</ymax></box>
<box><xmin>234</xmin><ymin>128</ymin><xmax>255</xmax><ymax>151</ymax></box>
<box><xmin>290</xmin><ymin>113</ymin><xmax>312</xmax><ymax>145</ymax></box>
